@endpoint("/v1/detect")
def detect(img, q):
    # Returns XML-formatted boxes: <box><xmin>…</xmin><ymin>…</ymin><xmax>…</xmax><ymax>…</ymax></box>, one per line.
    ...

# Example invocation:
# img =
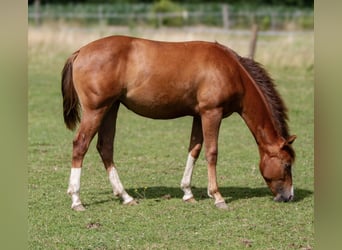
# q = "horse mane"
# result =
<box><xmin>237</xmin><ymin>55</ymin><xmax>290</xmax><ymax>139</ymax></box>
<box><xmin>214</xmin><ymin>42</ymin><xmax>290</xmax><ymax>140</ymax></box>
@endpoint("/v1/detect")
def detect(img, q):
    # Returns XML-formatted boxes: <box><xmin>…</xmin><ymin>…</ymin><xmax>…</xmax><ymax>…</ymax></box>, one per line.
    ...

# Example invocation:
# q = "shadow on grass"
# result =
<box><xmin>86</xmin><ymin>186</ymin><xmax>313</xmax><ymax>207</ymax></box>
<box><xmin>129</xmin><ymin>186</ymin><xmax>312</xmax><ymax>203</ymax></box>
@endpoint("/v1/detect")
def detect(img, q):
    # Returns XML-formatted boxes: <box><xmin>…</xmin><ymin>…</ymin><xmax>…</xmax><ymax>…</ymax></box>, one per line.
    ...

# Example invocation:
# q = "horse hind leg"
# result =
<box><xmin>96</xmin><ymin>103</ymin><xmax>136</xmax><ymax>205</ymax></box>
<box><xmin>67</xmin><ymin>108</ymin><xmax>108</xmax><ymax>211</ymax></box>
<box><xmin>181</xmin><ymin>116</ymin><xmax>203</xmax><ymax>203</ymax></box>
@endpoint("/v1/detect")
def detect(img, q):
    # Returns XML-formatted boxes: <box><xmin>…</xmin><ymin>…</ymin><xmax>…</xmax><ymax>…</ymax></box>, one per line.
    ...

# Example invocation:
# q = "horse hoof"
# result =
<box><xmin>184</xmin><ymin>197</ymin><xmax>197</xmax><ymax>203</ymax></box>
<box><xmin>124</xmin><ymin>199</ymin><xmax>138</xmax><ymax>206</ymax></box>
<box><xmin>72</xmin><ymin>204</ymin><xmax>86</xmax><ymax>211</ymax></box>
<box><xmin>215</xmin><ymin>201</ymin><xmax>228</xmax><ymax>210</ymax></box>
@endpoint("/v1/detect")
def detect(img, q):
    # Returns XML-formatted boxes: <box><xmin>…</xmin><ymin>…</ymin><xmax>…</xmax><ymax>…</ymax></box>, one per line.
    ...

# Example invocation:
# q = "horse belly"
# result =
<box><xmin>120</xmin><ymin>86</ymin><xmax>197</xmax><ymax>119</ymax></box>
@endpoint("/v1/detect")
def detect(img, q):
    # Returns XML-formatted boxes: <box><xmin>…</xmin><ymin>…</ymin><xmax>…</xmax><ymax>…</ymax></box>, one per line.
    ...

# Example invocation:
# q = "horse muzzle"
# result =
<box><xmin>274</xmin><ymin>186</ymin><xmax>294</xmax><ymax>202</ymax></box>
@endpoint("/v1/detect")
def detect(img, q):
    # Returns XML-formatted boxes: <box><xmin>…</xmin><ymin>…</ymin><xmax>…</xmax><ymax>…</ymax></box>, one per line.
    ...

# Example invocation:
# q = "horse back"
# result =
<box><xmin>72</xmin><ymin>36</ymin><xmax>244</xmax><ymax>118</ymax></box>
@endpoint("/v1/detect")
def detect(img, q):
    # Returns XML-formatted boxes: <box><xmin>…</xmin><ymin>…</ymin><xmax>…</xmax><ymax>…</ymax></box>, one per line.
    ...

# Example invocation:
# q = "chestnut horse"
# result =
<box><xmin>62</xmin><ymin>35</ymin><xmax>296</xmax><ymax>211</ymax></box>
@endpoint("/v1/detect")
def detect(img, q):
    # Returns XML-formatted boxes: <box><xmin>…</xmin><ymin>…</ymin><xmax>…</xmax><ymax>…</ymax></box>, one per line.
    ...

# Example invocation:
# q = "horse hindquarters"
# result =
<box><xmin>62</xmin><ymin>51</ymin><xmax>117</xmax><ymax>210</ymax></box>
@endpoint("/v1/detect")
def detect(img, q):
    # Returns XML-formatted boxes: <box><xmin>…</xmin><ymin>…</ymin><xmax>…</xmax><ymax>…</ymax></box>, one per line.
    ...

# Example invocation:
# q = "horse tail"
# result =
<box><xmin>61</xmin><ymin>50</ymin><xmax>80</xmax><ymax>131</ymax></box>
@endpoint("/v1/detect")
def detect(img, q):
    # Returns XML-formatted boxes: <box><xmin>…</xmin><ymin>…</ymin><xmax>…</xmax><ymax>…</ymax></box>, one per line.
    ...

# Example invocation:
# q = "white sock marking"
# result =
<box><xmin>181</xmin><ymin>154</ymin><xmax>195</xmax><ymax>201</ymax></box>
<box><xmin>108</xmin><ymin>167</ymin><xmax>134</xmax><ymax>204</ymax></box>
<box><xmin>67</xmin><ymin>168</ymin><xmax>82</xmax><ymax>208</ymax></box>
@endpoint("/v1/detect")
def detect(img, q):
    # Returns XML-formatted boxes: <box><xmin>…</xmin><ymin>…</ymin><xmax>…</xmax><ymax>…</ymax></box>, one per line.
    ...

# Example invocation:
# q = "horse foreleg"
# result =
<box><xmin>201</xmin><ymin>109</ymin><xmax>228</xmax><ymax>209</ymax></box>
<box><xmin>96</xmin><ymin>103</ymin><xmax>135</xmax><ymax>205</ymax></box>
<box><xmin>67</xmin><ymin>108</ymin><xmax>107</xmax><ymax>211</ymax></box>
<box><xmin>181</xmin><ymin>116</ymin><xmax>203</xmax><ymax>202</ymax></box>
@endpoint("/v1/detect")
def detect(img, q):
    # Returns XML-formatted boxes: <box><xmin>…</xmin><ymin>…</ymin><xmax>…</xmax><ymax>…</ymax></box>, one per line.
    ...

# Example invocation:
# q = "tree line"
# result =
<box><xmin>28</xmin><ymin>0</ymin><xmax>313</xmax><ymax>8</ymax></box>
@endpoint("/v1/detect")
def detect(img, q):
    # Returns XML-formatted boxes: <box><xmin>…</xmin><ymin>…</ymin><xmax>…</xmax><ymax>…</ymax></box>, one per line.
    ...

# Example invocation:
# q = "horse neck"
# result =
<box><xmin>239</xmin><ymin>74</ymin><xmax>282</xmax><ymax>154</ymax></box>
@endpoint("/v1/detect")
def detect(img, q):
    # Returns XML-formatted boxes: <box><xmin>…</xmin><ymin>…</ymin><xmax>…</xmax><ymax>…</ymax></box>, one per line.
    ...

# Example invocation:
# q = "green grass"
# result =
<box><xmin>28</xmin><ymin>26</ymin><xmax>313</xmax><ymax>249</ymax></box>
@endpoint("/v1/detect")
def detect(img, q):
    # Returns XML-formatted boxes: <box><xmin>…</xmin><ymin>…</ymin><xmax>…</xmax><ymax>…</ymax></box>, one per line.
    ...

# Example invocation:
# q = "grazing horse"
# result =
<box><xmin>62</xmin><ymin>35</ymin><xmax>296</xmax><ymax>211</ymax></box>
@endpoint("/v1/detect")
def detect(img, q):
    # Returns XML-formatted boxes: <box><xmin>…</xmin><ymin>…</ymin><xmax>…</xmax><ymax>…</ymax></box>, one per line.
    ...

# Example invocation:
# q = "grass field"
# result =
<box><xmin>28</xmin><ymin>24</ymin><xmax>314</xmax><ymax>249</ymax></box>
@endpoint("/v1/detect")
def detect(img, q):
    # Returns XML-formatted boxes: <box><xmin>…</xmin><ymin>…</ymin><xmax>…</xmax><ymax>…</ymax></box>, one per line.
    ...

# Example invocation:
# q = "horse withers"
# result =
<box><xmin>61</xmin><ymin>35</ymin><xmax>296</xmax><ymax>211</ymax></box>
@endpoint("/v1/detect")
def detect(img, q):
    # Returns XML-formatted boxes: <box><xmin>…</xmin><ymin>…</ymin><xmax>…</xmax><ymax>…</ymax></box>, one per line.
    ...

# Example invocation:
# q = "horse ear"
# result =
<box><xmin>279</xmin><ymin>135</ymin><xmax>297</xmax><ymax>149</ymax></box>
<box><xmin>287</xmin><ymin>135</ymin><xmax>297</xmax><ymax>145</ymax></box>
<box><xmin>279</xmin><ymin>137</ymin><xmax>287</xmax><ymax>149</ymax></box>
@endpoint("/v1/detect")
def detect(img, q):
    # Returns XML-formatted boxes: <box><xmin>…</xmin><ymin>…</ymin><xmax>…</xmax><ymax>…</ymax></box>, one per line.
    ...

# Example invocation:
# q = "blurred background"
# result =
<box><xmin>28</xmin><ymin>0</ymin><xmax>313</xmax><ymax>31</ymax></box>
<box><xmin>28</xmin><ymin>0</ymin><xmax>313</xmax><ymax>69</ymax></box>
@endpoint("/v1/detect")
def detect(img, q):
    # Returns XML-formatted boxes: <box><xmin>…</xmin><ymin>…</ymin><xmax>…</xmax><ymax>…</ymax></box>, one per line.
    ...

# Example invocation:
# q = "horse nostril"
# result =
<box><xmin>284</xmin><ymin>195</ymin><xmax>293</xmax><ymax>202</ymax></box>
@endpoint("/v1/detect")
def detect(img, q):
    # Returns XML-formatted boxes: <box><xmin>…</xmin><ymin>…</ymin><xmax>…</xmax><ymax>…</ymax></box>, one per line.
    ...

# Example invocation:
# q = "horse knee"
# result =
<box><xmin>205</xmin><ymin>147</ymin><xmax>218</xmax><ymax>164</ymax></box>
<box><xmin>208</xmin><ymin>185</ymin><xmax>218</xmax><ymax>196</ymax></box>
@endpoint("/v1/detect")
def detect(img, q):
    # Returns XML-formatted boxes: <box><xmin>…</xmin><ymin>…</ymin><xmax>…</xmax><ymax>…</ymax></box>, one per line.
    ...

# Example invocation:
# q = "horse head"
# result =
<box><xmin>259</xmin><ymin>135</ymin><xmax>296</xmax><ymax>202</ymax></box>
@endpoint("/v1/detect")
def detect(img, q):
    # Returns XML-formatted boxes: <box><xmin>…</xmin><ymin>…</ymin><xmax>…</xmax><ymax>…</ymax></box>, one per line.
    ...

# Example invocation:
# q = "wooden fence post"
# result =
<box><xmin>157</xmin><ymin>13</ymin><xmax>162</xmax><ymax>28</ymax></box>
<box><xmin>34</xmin><ymin>0</ymin><xmax>41</xmax><ymax>26</ymax></box>
<box><xmin>248</xmin><ymin>23</ymin><xmax>259</xmax><ymax>59</ymax></box>
<box><xmin>222</xmin><ymin>4</ymin><xmax>230</xmax><ymax>29</ymax></box>
<box><xmin>98</xmin><ymin>5</ymin><xmax>104</xmax><ymax>26</ymax></box>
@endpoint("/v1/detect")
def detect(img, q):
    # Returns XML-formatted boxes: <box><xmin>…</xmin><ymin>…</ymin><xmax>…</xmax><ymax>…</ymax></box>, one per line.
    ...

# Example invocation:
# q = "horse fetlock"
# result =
<box><xmin>207</xmin><ymin>186</ymin><xmax>214</xmax><ymax>198</ymax></box>
<box><xmin>181</xmin><ymin>185</ymin><xmax>194</xmax><ymax>201</ymax></box>
<box><xmin>68</xmin><ymin>190</ymin><xmax>82</xmax><ymax>209</ymax></box>
<box><xmin>182</xmin><ymin>192</ymin><xmax>194</xmax><ymax>201</ymax></box>
<box><xmin>121</xmin><ymin>192</ymin><xmax>135</xmax><ymax>204</ymax></box>
<box><xmin>123</xmin><ymin>198</ymin><xmax>138</xmax><ymax>206</ymax></box>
